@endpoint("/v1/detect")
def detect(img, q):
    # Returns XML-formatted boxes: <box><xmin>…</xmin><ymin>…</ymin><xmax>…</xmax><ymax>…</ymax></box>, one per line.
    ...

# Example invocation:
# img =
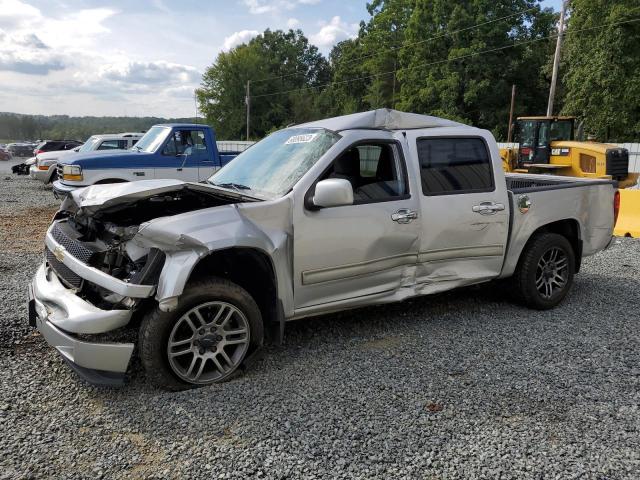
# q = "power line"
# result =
<box><xmin>249</xmin><ymin>6</ymin><xmax>540</xmax><ymax>85</ymax></box>
<box><xmin>251</xmin><ymin>17</ymin><xmax>640</xmax><ymax>100</ymax></box>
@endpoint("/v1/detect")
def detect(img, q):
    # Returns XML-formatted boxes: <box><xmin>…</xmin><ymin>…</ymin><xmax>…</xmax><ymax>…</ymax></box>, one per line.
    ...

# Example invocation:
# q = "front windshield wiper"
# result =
<box><xmin>207</xmin><ymin>181</ymin><xmax>262</xmax><ymax>201</ymax></box>
<box><xmin>210</xmin><ymin>182</ymin><xmax>251</xmax><ymax>191</ymax></box>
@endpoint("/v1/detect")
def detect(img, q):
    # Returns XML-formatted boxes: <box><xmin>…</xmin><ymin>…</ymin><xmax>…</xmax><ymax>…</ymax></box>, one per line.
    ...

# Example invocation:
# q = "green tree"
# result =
<box><xmin>318</xmin><ymin>38</ymin><xmax>369</xmax><ymax>116</ymax></box>
<box><xmin>359</xmin><ymin>0</ymin><xmax>413</xmax><ymax>109</ymax></box>
<box><xmin>396</xmin><ymin>0</ymin><xmax>557</xmax><ymax>138</ymax></box>
<box><xmin>197</xmin><ymin>29</ymin><xmax>330</xmax><ymax>140</ymax></box>
<box><xmin>561</xmin><ymin>0</ymin><xmax>640</xmax><ymax>141</ymax></box>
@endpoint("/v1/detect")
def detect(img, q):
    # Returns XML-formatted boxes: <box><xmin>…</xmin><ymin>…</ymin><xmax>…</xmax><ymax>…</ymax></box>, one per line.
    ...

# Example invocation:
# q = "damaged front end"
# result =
<box><xmin>30</xmin><ymin>180</ymin><xmax>243</xmax><ymax>385</ymax></box>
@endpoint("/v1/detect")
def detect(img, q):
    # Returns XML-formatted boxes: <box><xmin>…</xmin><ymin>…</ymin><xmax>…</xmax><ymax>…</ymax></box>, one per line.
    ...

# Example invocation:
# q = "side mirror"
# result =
<box><xmin>312</xmin><ymin>178</ymin><xmax>354</xmax><ymax>208</ymax></box>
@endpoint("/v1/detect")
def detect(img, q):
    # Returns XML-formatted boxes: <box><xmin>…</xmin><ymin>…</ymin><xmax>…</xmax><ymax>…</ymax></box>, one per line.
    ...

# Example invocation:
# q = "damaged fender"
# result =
<box><xmin>133</xmin><ymin>197</ymin><xmax>294</xmax><ymax>314</ymax></box>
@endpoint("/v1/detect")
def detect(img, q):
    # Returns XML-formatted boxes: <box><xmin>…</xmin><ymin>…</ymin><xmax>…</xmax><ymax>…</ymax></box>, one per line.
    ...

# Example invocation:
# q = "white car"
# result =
<box><xmin>30</xmin><ymin>133</ymin><xmax>143</xmax><ymax>184</ymax></box>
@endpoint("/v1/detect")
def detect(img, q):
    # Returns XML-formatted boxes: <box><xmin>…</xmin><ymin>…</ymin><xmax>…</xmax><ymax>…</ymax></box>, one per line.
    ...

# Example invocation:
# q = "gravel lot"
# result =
<box><xmin>1</xmin><ymin>170</ymin><xmax>639</xmax><ymax>479</ymax></box>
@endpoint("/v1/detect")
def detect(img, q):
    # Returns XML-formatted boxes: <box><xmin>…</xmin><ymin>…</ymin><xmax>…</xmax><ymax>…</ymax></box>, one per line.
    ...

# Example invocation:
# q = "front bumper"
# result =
<box><xmin>29</xmin><ymin>165</ymin><xmax>53</xmax><ymax>182</ymax></box>
<box><xmin>52</xmin><ymin>180</ymin><xmax>82</xmax><ymax>199</ymax></box>
<box><xmin>29</xmin><ymin>263</ymin><xmax>135</xmax><ymax>386</ymax></box>
<box><xmin>45</xmin><ymin>221</ymin><xmax>155</xmax><ymax>298</ymax></box>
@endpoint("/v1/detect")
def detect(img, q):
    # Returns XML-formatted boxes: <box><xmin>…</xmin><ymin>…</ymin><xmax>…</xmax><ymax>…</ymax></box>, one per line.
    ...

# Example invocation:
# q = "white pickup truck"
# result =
<box><xmin>30</xmin><ymin>133</ymin><xmax>143</xmax><ymax>184</ymax></box>
<box><xmin>28</xmin><ymin>109</ymin><xmax>618</xmax><ymax>389</ymax></box>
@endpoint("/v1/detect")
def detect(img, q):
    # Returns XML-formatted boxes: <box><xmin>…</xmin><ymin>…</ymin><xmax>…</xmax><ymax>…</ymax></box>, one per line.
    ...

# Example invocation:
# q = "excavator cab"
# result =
<box><xmin>513</xmin><ymin>116</ymin><xmax>575</xmax><ymax>167</ymax></box>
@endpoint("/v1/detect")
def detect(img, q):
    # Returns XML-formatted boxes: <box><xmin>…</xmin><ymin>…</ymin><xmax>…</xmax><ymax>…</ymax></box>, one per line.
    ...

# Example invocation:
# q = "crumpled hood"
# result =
<box><xmin>70</xmin><ymin>179</ymin><xmax>218</xmax><ymax>212</ymax></box>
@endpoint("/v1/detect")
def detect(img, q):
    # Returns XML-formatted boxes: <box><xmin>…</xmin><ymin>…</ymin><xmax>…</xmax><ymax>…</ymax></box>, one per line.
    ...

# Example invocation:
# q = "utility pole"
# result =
<box><xmin>547</xmin><ymin>0</ymin><xmax>568</xmax><ymax>116</ymax></box>
<box><xmin>245</xmin><ymin>80</ymin><xmax>251</xmax><ymax>141</ymax></box>
<box><xmin>507</xmin><ymin>84</ymin><xmax>516</xmax><ymax>143</ymax></box>
<box><xmin>194</xmin><ymin>89</ymin><xmax>198</xmax><ymax>124</ymax></box>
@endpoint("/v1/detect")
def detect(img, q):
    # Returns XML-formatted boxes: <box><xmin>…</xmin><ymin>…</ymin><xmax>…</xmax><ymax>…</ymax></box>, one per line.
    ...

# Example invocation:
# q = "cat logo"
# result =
<box><xmin>53</xmin><ymin>246</ymin><xmax>65</xmax><ymax>262</ymax></box>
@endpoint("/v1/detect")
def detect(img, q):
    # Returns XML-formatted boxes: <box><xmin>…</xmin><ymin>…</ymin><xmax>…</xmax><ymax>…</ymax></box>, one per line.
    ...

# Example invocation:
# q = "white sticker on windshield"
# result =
<box><xmin>285</xmin><ymin>133</ymin><xmax>317</xmax><ymax>145</ymax></box>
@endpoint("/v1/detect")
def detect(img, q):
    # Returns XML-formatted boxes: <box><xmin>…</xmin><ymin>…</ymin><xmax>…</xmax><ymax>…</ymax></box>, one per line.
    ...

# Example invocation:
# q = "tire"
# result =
<box><xmin>95</xmin><ymin>179</ymin><xmax>127</xmax><ymax>184</ymax></box>
<box><xmin>139</xmin><ymin>277</ymin><xmax>263</xmax><ymax>390</ymax></box>
<box><xmin>48</xmin><ymin>170</ymin><xmax>58</xmax><ymax>184</ymax></box>
<box><xmin>512</xmin><ymin>232</ymin><xmax>575</xmax><ymax>310</ymax></box>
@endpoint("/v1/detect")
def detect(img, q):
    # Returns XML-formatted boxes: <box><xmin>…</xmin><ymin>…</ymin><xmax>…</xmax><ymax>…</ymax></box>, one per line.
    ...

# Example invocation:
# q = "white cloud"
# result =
<box><xmin>241</xmin><ymin>0</ymin><xmax>320</xmax><ymax>15</ymax></box>
<box><xmin>222</xmin><ymin>30</ymin><xmax>260</xmax><ymax>51</ymax></box>
<box><xmin>0</xmin><ymin>1</ymin><xmax>202</xmax><ymax>116</ymax></box>
<box><xmin>243</xmin><ymin>0</ymin><xmax>281</xmax><ymax>15</ymax></box>
<box><xmin>287</xmin><ymin>18</ymin><xmax>300</xmax><ymax>28</ymax></box>
<box><xmin>99</xmin><ymin>61</ymin><xmax>201</xmax><ymax>85</ymax></box>
<box><xmin>0</xmin><ymin>29</ymin><xmax>66</xmax><ymax>74</ymax></box>
<box><xmin>310</xmin><ymin>16</ymin><xmax>357</xmax><ymax>48</ymax></box>
<box><xmin>0</xmin><ymin>0</ymin><xmax>40</xmax><ymax>27</ymax></box>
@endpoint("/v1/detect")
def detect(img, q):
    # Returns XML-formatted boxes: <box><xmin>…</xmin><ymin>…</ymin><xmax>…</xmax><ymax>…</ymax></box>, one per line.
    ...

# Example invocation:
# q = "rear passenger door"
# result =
<box><xmin>406</xmin><ymin>132</ymin><xmax>509</xmax><ymax>293</ymax></box>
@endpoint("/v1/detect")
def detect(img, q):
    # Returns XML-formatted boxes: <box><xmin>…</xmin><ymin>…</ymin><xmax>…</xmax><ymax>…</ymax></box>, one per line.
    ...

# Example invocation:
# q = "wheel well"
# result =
<box><xmin>190</xmin><ymin>248</ymin><xmax>279</xmax><ymax>327</ymax></box>
<box><xmin>525</xmin><ymin>219</ymin><xmax>583</xmax><ymax>272</ymax></box>
<box><xmin>95</xmin><ymin>178</ymin><xmax>128</xmax><ymax>184</ymax></box>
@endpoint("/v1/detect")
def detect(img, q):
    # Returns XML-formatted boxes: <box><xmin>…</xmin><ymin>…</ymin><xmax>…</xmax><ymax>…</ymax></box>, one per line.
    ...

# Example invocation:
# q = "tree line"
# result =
<box><xmin>197</xmin><ymin>0</ymin><xmax>639</xmax><ymax>142</ymax></box>
<box><xmin>0</xmin><ymin>113</ymin><xmax>194</xmax><ymax>143</ymax></box>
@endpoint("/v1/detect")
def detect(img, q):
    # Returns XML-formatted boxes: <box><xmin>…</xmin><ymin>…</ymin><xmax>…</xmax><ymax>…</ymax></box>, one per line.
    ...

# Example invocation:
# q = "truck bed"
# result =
<box><xmin>501</xmin><ymin>173</ymin><xmax>616</xmax><ymax>279</ymax></box>
<box><xmin>505</xmin><ymin>173</ymin><xmax>615</xmax><ymax>193</ymax></box>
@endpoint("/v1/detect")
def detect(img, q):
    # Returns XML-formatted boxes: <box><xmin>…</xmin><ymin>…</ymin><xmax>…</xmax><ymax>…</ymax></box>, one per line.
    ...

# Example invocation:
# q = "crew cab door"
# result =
<box><xmin>292</xmin><ymin>131</ymin><xmax>421</xmax><ymax>310</ymax></box>
<box><xmin>404</xmin><ymin>131</ymin><xmax>509</xmax><ymax>292</ymax></box>
<box><xmin>156</xmin><ymin>129</ymin><xmax>202</xmax><ymax>182</ymax></box>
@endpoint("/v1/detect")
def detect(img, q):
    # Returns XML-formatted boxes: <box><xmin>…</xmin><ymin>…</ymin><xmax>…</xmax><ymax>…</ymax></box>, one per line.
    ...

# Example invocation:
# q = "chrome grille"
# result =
<box><xmin>50</xmin><ymin>222</ymin><xmax>93</xmax><ymax>262</ymax></box>
<box><xmin>46</xmin><ymin>222</ymin><xmax>95</xmax><ymax>289</ymax></box>
<box><xmin>46</xmin><ymin>248</ymin><xmax>83</xmax><ymax>289</ymax></box>
<box><xmin>56</xmin><ymin>164</ymin><xmax>63</xmax><ymax>180</ymax></box>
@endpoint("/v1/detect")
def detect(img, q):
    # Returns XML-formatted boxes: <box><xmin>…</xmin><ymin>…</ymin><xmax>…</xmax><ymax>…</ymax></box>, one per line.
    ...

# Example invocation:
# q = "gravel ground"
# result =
<box><xmin>1</xmin><ymin>173</ymin><xmax>639</xmax><ymax>479</ymax></box>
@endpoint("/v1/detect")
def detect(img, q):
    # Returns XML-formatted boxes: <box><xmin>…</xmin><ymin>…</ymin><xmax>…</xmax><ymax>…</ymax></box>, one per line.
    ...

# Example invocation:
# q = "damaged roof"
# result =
<box><xmin>296</xmin><ymin>108</ymin><xmax>469</xmax><ymax>131</ymax></box>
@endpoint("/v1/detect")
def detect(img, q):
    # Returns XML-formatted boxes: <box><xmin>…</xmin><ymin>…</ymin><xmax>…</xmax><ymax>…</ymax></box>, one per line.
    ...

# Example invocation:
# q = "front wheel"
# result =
<box><xmin>513</xmin><ymin>233</ymin><xmax>575</xmax><ymax>310</ymax></box>
<box><xmin>139</xmin><ymin>277</ymin><xmax>263</xmax><ymax>390</ymax></box>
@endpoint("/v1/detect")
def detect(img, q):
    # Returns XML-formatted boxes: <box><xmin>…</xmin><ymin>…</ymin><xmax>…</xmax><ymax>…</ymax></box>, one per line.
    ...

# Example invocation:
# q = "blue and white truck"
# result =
<box><xmin>53</xmin><ymin>124</ymin><xmax>242</xmax><ymax>198</ymax></box>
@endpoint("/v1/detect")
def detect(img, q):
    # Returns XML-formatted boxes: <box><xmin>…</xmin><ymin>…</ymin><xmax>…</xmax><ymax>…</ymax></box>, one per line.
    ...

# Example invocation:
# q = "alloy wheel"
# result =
<box><xmin>167</xmin><ymin>301</ymin><xmax>250</xmax><ymax>384</ymax></box>
<box><xmin>535</xmin><ymin>247</ymin><xmax>569</xmax><ymax>299</ymax></box>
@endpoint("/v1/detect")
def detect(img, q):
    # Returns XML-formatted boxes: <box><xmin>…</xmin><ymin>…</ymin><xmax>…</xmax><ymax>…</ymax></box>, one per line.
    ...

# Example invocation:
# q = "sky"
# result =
<box><xmin>0</xmin><ymin>0</ymin><xmax>562</xmax><ymax>118</ymax></box>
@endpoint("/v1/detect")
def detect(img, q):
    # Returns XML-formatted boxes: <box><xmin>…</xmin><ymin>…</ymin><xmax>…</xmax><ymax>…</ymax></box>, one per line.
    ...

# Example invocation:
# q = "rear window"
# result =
<box><xmin>417</xmin><ymin>137</ymin><xmax>494</xmax><ymax>195</ymax></box>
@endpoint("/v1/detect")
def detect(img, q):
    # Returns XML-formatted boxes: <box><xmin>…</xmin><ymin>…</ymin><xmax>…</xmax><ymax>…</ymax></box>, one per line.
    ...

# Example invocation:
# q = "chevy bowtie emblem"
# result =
<box><xmin>53</xmin><ymin>246</ymin><xmax>65</xmax><ymax>262</ymax></box>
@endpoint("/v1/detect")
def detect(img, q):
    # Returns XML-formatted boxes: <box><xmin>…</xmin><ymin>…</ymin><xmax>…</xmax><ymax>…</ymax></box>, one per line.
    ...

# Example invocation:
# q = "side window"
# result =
<box><xmin>192</xmin><ymin>130</ymin><xmax>207</xmax><ymax>153</ymax></box>
<box><xmin>98</xmin><ymin>140</ymin><xmax>122</xmax><ymax>150</ymax></box>
<box><xmin>417</xmin><ymin>137</ymin><xmax>494</xmax><ymax>195</ymax></box>
<box><xmin>538</xmin><ymin>122</ymin><xmax>550</xmax><ymax>147</ymax></box>
<box><xmin>322</xmin><ymin>142</ymin><xmax>408</xmax><ymax>203</ymax></box>
<box><xmin>130</xmin><ymin>139</ymin><xmax>139</xmax><ymax>147</ymax></box>
<box><xmin>165</xmin><ymin>130</ymin><xmax>203</xmax><ymax>155</ymax></box>
<box><xmin>162</xmin><ymin>133</ymin><xmax>178</xmax><ymax>156</ymax></box>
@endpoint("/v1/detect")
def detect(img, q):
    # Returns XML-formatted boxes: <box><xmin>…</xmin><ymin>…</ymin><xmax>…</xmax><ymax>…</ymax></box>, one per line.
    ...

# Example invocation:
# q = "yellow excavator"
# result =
<box><xmin>500</xmin><ymin>116</ymin><xmax>640</xmax><ymax>237</ymax></box>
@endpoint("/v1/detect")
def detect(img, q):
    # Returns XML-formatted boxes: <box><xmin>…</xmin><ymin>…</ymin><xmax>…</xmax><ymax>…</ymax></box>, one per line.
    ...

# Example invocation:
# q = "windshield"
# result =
<box><xmin>550</xmin><ymin>120</ymin><xmax>573</xmax><ymax>141</ymax></box>
<box><xmin>132</xmin><ymin>126</ymin><xmax>171</xmax><ymax>153</ymax></box>
<box><xmin>208</xmin><ymin>128</ymin><xmax>341</xmax><ymax>198</ymax></box>
<box><xmin>517</xmin><ymin>120</ymin><xmax>536</xmax><ymax>147</ymax></box>
<box><xmin>78</xmin><ymin>136</ymin><xmax>100</xmax><ymax>153</ymax></box>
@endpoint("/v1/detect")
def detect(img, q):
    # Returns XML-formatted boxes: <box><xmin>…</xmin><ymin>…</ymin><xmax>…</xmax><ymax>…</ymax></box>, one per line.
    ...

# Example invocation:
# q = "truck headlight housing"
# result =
<box><xmin>62</xmin><ymin>164</ymin><xmax>83</xmax><ymax>181</ymax></box>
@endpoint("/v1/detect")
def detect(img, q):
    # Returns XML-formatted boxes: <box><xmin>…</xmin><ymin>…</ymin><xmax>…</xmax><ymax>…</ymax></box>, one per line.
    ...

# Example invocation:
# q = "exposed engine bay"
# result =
<box><xmin>50</xmin><ymin>185</ymin><xmax>242</xmax><ymax>308</ymax></box>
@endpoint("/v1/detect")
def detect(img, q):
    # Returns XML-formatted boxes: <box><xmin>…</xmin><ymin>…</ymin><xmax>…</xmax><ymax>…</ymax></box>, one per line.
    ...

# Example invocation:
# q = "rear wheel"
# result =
<box><xmin>513</xmin><ymin>233</ymin><xmax>575</xmax><ymax>310</ymax></box>
<box><xmin>139</xmin><ymin>277</ymin><xmax>263</xmax><ymax>390</ymax></box>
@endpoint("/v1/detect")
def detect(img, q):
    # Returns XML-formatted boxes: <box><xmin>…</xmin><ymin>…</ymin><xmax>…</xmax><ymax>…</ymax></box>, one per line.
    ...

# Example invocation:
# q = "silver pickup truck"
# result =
<box><xmin>28</xmin><ymin>109</ymin><xmax>618</xmax><ymax>389</ymax></box>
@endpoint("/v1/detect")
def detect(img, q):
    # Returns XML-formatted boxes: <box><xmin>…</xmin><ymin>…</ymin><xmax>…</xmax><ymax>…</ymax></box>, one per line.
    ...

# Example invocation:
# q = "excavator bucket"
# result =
<box><xmin>614</xmin><ymin>189</ymin><xmax>640</xmax><ymax>238</ymax></box>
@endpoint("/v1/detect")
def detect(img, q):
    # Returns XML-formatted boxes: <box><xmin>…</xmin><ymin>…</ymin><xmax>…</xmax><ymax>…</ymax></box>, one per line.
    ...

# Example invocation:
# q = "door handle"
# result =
<box><xmin>472</xmin><ymin>202</ymin><xmax>505</xmax><ymax>215</ymax></box>
<box><xmin>391</xmin><ymin>209</ymin><xmax>418</xmax><ymax>224</ymax></box>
